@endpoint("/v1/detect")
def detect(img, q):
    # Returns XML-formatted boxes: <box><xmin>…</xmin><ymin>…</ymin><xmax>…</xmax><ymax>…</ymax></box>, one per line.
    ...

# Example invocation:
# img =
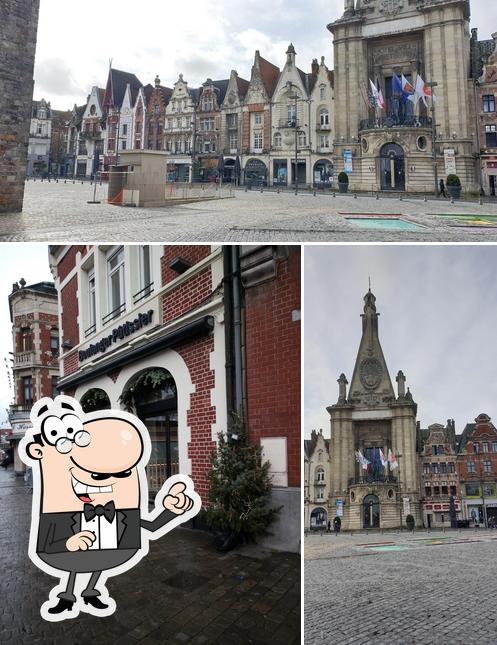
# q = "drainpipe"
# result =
<box><xmin>231</xmin><ymin>246</ymin><xmax>243</xmax><ymax>416</ymax></box>
<box><xmin>223</xmin><ymin>249</ymin><xmax>234</xmax><ymax>418</ymax></box>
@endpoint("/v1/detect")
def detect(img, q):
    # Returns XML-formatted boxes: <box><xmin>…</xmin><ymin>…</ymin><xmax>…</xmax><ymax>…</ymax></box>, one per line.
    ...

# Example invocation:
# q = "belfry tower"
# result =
<box><xmin>327</xmin><ymin>289</ymin><xmax>421</xmax><ymax>530</ymax></box>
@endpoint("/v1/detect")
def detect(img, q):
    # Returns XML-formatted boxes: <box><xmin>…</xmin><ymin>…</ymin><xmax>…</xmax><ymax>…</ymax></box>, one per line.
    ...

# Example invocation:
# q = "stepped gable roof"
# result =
<box><xmin>200</xmin><ymin>79</ymin><xmax>231</xmax><ymax>106</ymax></box>
<box><xmin>259</xmin><ymin>54</ymin><xmax>280</xmax><ymax>97</ymax></box>
<box><xmin>459</xmin><ymin>423</ymin><xmax>476</xmax><ymax>451</ymax></box>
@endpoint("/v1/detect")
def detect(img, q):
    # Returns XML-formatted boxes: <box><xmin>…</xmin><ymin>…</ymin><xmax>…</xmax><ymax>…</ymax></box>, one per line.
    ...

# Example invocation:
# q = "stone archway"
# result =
<box><xmin>379</xmin><ymin>143</ymin><xmax>405</xmax><ymax>191</ymax></box>
<box><xmin>363</xmin><ymin>494</ymin><xmax>380</xmax><ymax>529</ymax></box>
<box><xmin>310</xmin><ymin>507</ymin><xmax>328</xmax><ymax>530</ymax></box>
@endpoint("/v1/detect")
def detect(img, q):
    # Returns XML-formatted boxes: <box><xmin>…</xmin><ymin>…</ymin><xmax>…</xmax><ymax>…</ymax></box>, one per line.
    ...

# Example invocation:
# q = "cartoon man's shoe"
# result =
<box><xmin>47</xmin><ymin>598</ymin><xmax>75</xmax><ymax>614</ymax></box>
<box><xmin>84</xmin><ymin>596</ymin><xmax>109</xmax><ymax>610</ymax></box>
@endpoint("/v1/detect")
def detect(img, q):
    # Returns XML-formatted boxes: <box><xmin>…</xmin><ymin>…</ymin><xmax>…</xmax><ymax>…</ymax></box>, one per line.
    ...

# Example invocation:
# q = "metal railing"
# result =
<box><xmin>102</xmin><ymin>303</ymin><xmax>126</xmax><ymax>325</ymax></box>
<box><xmin>84</xmin><ymin>323</ymin><xmax>96</xmax><ymax>338</ymax></box>
<box><xmin>349</xmin><ymin>475</ymin><xmax>398</xmax><ymax>486</ymax></box>
<box><xmin>279</xmin><ymin>118</ymin><xmax>301</xmax><ymax>129</ymax></box>
<box><xmin>359</xmin><ymin>116</ymin><xmax>432</xmax><ymax>131</ymax></box>
<box><xmin>133</xmin><ymin>282</ymin><xmax>154</xmax><ymax>305</ymax></box>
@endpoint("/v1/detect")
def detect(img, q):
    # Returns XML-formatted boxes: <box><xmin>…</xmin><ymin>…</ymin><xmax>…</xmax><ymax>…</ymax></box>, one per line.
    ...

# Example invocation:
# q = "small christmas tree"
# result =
<box><xmin>206</xmin><ymin>414</ymin><xmax>281</xmax><ymax>551</ymax></box>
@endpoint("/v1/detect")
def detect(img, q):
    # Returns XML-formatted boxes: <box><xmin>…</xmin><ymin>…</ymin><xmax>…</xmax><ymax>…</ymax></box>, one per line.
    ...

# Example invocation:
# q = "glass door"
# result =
<box><xmin>141</xmin><ymin>411</ymin><xmax>178</xmax><ymax>495</ymax></box>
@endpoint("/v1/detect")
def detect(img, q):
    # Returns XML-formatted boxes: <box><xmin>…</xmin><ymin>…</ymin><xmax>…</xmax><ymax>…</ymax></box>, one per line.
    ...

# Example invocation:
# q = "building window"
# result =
<box><xmin>51</xmin><ymin>376</ymin><xmax>58</xmax><ymax>399</ymax></box>
<box><xmin>316</xmin><ymin>489</ymin><xmax>324</xmax><ymax>501</ymax></box>
<box><xmin>450</xmin><ymin>484</ymin><xmax>457</xmax><ymax>496</ymax></box>
<box><xmin>273</xmin><ymin>133</ymin><xmax>282</xmax><ymax>148</ymax></box>
<box><xmin>439</xmin><ymin>463</ymin><xmax>447</xmax><ymax>474</ymax></box>
<box><xmin>320</xmin><ymin>109</ymin><xmax>330</xmax><ymax>126</ymax></box>
<box><xmin>168</xmin><ymin>118</ymin><xmax>173</xmax><ymax>130</ymax></box>
<box><xmin>423</xmin><ymin>463</ymin><xmax>430</xmax><ymax>475</ymax></box>
<box><xmin>287</xmin><ymin>105</ymin><xmax>296</xmax><ymax>125</ymax></box>
<box><xmin>316</xmin><ymin>468</ymin><xmax>325</xmax><ymax>482</ymax></box>
<box><xmin>448</xmin><ymin>462</ymin><xmax>455</xmax><ymax>474</ymax></box>
<box><xmin>202</xmin><ymin>97</ymin><xmax>213</xmax><ymax>111</ymax></box>
<box><xmin>474</xmin><ymin>442</ymin><xmax>480</xmax><ymax>453</ymax></box>
<box><xmin>424</xmin><ymin>485</ymin><xmax>431</xmax><ymax>497</ymax></box>
<box><xmin>227</xmin><ymin>114</ymin><xmax>237</xmax><ymax>128</ymax></box>
<box><xmin>493</xmin><ymin>441</ymin><xmax>497</xmax><ymax>453</ymax></box>
<box><xmin>23</xmin><ymin>376</ymin><xmax>33</xmax><ymax>405</ymax></box>
<box><xmin>485</xmin><ymin>125</ymin><xmax>497</xmax><ymax>147</ymax></box>
<box><xmin>467</xmin><ymin>461</ymin><xmax>476</xmax><ymax>473</ymax></box>
<box><xmin>21</xmin><ymin>327</ymin><xmax>32</xmax><ymax>352</ymax></box>
<box><xmin>153</xmin><ymin>105</ymin><xmax>160</xmax><ymax>115</ymax></box>
<box><xmin>121</xmin><ymin>141</ymin><xmax>127</xmax><ymax>151</ymax></box>
<box><xmin>298</xmin><ymin>132</ymin><xmax>306</xmax><ymax>147</ymax></box>
<box><xmin>484</xmin><ymin>460</ymin><xmax>492</xmax><ymax>473</ymax></box>
<box><xmin>87</xmin><ymin>271</ymin><xmax>96</xmax><ymax>336</ymax></box>
<box><xmin>122</xmin><ymin>124</ymin><xmax>128</xmax><ymax>136</ymax></box>
<box><xmin>200</xmin><ymin>118</ymin><xmax>215</xmax><ymax>131</ymax></box>
<box><xmin>433</xmin><ymin>482</ymin><xmax>440</xmax><ymax>496</ymax></box>
<box><xmin>229</xmin><ymin>133</ymin><xmax>238</xmax><ymax>151</ymax></box>
<box><xmin>483</xmin><ymin>95</ymin><xmax>496</xmax><ymax>113</ymax></box>
<box><xmin>432</xmin><ymin>445</ymin><xmax>437</xmax><ymax>456</ymax></box>
<box><xmin>320</xmin><ymin>86</ymin><xmax>326</xmax><ymax>101</ymax></box>
<box><xmin>320</xmin><ymin>135</ymin><xmax>330</xmax><ymax>149</ymax></box>
<box><xmin>254</xmin><ymin>131</ymin><xmax>263</xmax><ymax>150</ymax></box>
<box><xmin>483</xmin><ymin>442</ymin><xmax>489</xmax><ymax>453</ymax></box>
<box><xmin>431</xmin><ymin>463</ymin><xmax>438</xmax><ymax>474</ymax></box>
<box><xmin>50</xmin><ymin>331</ymin><xmax>59</xmax><ymax>355</ymax></box>
<box><xmin>441</xmin><ymin>481</ymin><xmax>448</xmax><ymax>495</ymax></box>
<box><xmin>107</xmin><ymin>247</ymin><xmax>125</xmax><ymax>321</ymax></box>
<box><xmin>254</xmin><ymin>112</ymin><xmax>263</xmax><ymax>125</ymax></box>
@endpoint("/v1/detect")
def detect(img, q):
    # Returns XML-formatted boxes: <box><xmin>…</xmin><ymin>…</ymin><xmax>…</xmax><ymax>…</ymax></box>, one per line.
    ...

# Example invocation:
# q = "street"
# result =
<box><xmin>2</xmin><ymin>180</ymin><xmax>497</xmax><ymax>242</ymax></box>
<box><xmin>0</xmin><ymin>468</ymin><xmax>300</xmax><ymax>645</ymax></box>
<box><xmin>305</xmin><ymin>530</ymin><xmax>497</xmax><ymax>644</ymax></box>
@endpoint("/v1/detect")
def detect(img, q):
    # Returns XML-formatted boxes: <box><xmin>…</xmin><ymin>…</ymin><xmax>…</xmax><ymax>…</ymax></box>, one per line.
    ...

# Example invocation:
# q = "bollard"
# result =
<box><xmin>333</xmin><ymin>191</ymin><xmax>336</xmax><ymax>198</ymax></box>
<box><xmin>451</xmin><ymin>198</ymin><xmax>455</xmax><ymax>205</ymax></box>
<box><xmin>313</xmin><ymin>190</ymin><xmax>316</xmax><ymax>197</ymax></box>
<box><xmin>376</xmin><ymin>193</ymin><xmax>379</xmax><ymax>200</ymax></box>
<box><xmin>245</xmin><ymin>187</ymin><xmax>248</xmax><ymax>193</ymax></box>
<box><xmin>479</xmin><ymin>198</ymin><xmax>483</xmax><ymax>206</ymax></box>
<box><xmin>260</xmin><ymin>187</ymin><xmax>263</xmax><ymax>193</ymax></box>
<box><xmin>354</xmin><ymin>193</ymin><xmax>357</xmax><ymax>199</ymax></box>
<box><xmin>64</xmin><ymin>180</ymin><xmax>66</xmax><ymax>184</ymax></box>
<box><xmin>400</xmin><ymin>195</ymin><xmax>403</xmax><ymax>201</ymax></box>
<box><xmin>277</xmin><ymin>188</ymin><xmax>280</xmax><ymax>194</ymax></box>
<box><xmin>424</xmin><ymin>195</ymin><xmax>427</xmax><ymax>203</ymax></box>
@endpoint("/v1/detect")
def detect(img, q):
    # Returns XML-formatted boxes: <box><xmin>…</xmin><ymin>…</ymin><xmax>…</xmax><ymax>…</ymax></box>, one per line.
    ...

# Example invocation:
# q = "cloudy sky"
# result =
<box><xmin>304</xmin><ymin>245</ymin><xmax>497</xmax><ymax>439</ymax></box>
<box><xmin>0</xmin><ymin>246</ymin><xmax>53</xmax><ymax>424</ymax></box>
<box><xmin>33</xmin><ymin>0</ymin><xmax>495</xmax><ymax>109</ymax></box>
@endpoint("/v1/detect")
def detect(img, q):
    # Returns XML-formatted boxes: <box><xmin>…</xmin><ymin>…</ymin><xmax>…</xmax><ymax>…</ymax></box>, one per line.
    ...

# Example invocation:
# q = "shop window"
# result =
<box><xmin>80</xmin><ymin>388</ymin><xmax>111</xmax><ymax>413</ymax></box>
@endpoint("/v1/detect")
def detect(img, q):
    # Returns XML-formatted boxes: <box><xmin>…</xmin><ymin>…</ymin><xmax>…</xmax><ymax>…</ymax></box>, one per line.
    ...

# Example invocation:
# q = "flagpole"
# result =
<box><xmin>427</xmin><ymin>81</ymin><xmax>439</xmax><ymax>197</ymax></box>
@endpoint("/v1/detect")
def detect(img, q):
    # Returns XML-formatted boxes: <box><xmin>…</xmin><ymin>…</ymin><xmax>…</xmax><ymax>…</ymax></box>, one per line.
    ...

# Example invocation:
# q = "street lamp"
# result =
<box><xmin>286</xmin><ymin>81</ymin><xmax>310</xmax><ymax>195</ymax></box>
<box><xmin>426</xmin><ymin>81</ymin><xmax>439</xmax><ymax>197</ymax></box>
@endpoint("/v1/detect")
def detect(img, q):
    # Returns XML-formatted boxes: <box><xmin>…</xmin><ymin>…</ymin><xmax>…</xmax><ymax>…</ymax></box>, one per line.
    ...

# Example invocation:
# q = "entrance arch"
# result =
<box><xmin>120</xmin><ymin>367</ymin><xmax>178</xmax><ymax>496</ymax></box>
<box><xmin>310</xmin><ymin>507</ymin><xmax>328</xmax><ymax>530</ymax></box>
<box><xmin>380</xmin><ymin>143</ymin><xmax>405</xmax><ymax>191</ymax></box>
<box><xmin>363</xmin><ymin>494</ymin><xmax>380</xmax><ymax>529</ymax></box>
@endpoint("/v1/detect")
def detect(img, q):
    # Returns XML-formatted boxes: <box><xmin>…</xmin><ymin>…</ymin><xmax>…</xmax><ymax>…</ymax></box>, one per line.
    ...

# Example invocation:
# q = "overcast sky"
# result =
<box><xmin>304</xmin><ymin>245</ymin><xmax>497</xmax><ymax>439</ymax></box>
<box><xmin>33</xmin><ymin>0</ymin><xmax>496</xmax><ymax>109</ymax></box>
<box><xmin>0</xmin><ymin>246</ymin><xmax>53</xmax><ymax>424</ymax></box>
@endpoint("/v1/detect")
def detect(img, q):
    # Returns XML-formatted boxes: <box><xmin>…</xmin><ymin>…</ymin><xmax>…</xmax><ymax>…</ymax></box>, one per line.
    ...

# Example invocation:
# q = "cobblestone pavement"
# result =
<box><xmin>305</xmin><ymin>530</ymin><xmax>497</xmax><ymax>644</ymax></box>
<box><xmin>0</xmin><ymin>468</ymin><xmax>300</xmax><ymax>645</ymax></box>
<box><xmin>2</xmin><ymin>180</ymin><xmax>497</xmax><ymax>242</ymax></box>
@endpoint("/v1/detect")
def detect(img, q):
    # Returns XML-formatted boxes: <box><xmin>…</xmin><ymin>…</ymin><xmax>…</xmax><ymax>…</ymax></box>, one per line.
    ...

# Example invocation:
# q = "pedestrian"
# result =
<box><xmin>438</xmin><ymin>178</ymin><xmax>448</xmax><ymax>198</ymax></box>
<box><xmin>333</xmin><ymin>517</ymin><xmax>341</xmax><ymax>535</ymax></box>
<box><xmin>327</xmin><ymin>520</ymin><xmax>332</xmax><ymax>534</ymax></box>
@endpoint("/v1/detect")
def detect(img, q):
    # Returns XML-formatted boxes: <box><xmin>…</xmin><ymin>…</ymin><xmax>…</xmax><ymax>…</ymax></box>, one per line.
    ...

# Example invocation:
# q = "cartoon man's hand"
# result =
<box><xmin>66</xmin><ymin>531</ymin><xmax>96</xmax><ymax>551</ymax></box>
<box><xmin>163</xmin><ymin>482</ymin><xmax>194</xmax><ymax>515</ymax></box>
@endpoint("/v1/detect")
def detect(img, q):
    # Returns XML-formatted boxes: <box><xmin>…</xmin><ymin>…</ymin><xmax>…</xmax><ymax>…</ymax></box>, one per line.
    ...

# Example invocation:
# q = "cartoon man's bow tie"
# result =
<box><xmin>83</xmin><ymin>501</ymin><xmax>116</xmax><ymax>522</ymax></box>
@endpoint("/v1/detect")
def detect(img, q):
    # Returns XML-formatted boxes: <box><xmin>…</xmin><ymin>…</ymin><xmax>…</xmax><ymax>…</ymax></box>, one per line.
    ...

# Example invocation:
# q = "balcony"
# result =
<box><xmin>14</xmin><ymin>351</ymin><xmax>35</xmax><ymax>367</ymax></box>
<box><xmin>315</xmin><ymin>479</ymin><xmax>326</xmax><ymax>486</ymax></box>
<box><xmin>9</xmin><ymin>404</ymin><xmax>32</xmax><ymax>421</ymax></box>
<box><xmin>316</xmin><ymin>124</ymin><xmax>331</xmax><ymax>131</ymax></box>
<box><xmin>359</xmin><ymin>116</ymin><xmax>432</xmax><ymax>132</ymax></box>
<box><xmin>279</xmin><ymin>119</ymin><xmax>301</xmax><ymax>129</ymax></box>
<box><xmin>83</xmin><ymin>130</ymin><xmax>102</xmax><ymax>140</ymax></box>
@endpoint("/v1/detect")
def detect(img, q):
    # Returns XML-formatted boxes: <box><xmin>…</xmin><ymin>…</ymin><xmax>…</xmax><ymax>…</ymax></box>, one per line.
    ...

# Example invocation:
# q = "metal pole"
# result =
<box><xmin>295</xmin><ymin>91</ymin><xmax>298</xmax><ymax>195</ymax></box>
<box><xmin>473</xmin><ymin>80</ymin><xmax>484</xmax><ymax>196</ymax></box>
<box><xmin>428</xmin><ymin>81</ymin><xmax>439</xmax><ymax>197</ymax></box>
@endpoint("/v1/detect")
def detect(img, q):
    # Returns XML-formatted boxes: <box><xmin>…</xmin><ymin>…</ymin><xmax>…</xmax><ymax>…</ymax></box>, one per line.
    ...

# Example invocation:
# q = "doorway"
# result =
<box><xmin>380</xmin><ymin>143</ymin><xmax>405</xmax><ymax>191</ymax></box>
<box><xmin>363</xmin><ymin>494</ymin><xmax>380</xmax><ymax>529</ymax></box>
<box><xmin>490</xmin><ymin>175</ymin><xmax>496</xmax><ymax>197</ymax></box>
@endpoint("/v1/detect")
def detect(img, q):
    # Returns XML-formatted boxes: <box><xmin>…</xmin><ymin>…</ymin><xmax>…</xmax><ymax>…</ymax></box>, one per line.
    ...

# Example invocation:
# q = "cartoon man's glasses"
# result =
<box><xmin>41</xmin><ymin>414</ymin><xmax>91</xmax><ymax>454</ymax></box>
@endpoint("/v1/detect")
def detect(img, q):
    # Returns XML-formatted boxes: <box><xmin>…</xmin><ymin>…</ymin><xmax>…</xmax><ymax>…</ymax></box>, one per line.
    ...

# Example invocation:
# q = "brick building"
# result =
<box><xmin>132</xmin><ymin>84</ymin><xmax>154</xmax><ymax>150</ymax></box>
<box><xmin>7</xmin><ymin>279</ymin><xmax>59</xmax><ymax>474</ymax></box>
<box><xmin>458</xmin><ymin>414</ymin><xmax>497</xmax><ymax>527</ymax></box>
<box><xmin>195</xmin><ymin>78</ymin><xmax>229</xmax><ymax>180</ymax></box>
<box><xmin>0</xmin><ymin>0</ymin><xmax>40</xmax><ymax>212</ymax></box>
<box><xmin>418</xmin><ymin>420</ymin><xmax>461</xmax><ymax>529</ymax></box>
<box><xmin>146</xmin><ymin>76</ymin><xmax>173</xmax><ymax>153</ymax></box>
<box><xmin>475</xmin><ymin>32</ymin><xmax>497</xmax><ymax>196</ymax></box>
<box><xmin>49</xmin><ymin>245</ymin><xmax>301</xmax><ymax>551</ymax></box>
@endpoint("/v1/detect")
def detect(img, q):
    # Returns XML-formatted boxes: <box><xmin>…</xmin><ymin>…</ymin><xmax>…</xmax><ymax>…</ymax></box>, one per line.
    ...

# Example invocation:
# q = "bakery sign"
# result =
<box><xmin>79</xmin><ymin>309</ymin><xmax>154</xmax><ymax>362</ymax></box>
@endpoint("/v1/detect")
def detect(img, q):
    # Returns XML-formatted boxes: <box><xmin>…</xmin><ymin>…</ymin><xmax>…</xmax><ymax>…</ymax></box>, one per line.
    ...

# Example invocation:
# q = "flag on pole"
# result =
<box><xmin>355</xmin><ymin>450</ymin><xmax>371</xmax><ymax>471</ymax></box>
<box><xmin>379</xmin><ymin>448</ymin><xmax>387</xmax><ymax>468</ymax></box>
<box><xmin>369</xmin><ymin>79</ymin><xmax>380</xmax><ymax>108</ymax></box>
<box><xmin>401</xmin><ymin>75</ymin><xmax>415</xmax><ymax>98</ymax></box>
<box><xmin>388</xmin><ymin>448</ymin><xmax>399</xmax><ymax>470</ymax></box>
<box><xmin>376</xmin><ymin>80</ymin><xmax>385</xmax><ymax>110</ymax></box>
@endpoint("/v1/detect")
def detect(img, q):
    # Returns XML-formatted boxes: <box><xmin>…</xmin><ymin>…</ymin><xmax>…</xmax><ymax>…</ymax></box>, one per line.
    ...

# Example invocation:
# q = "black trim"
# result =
<box><xmin>57</xmin><ymin>316</ymin><xmax>215</xmax><ymax>392</ymax></box>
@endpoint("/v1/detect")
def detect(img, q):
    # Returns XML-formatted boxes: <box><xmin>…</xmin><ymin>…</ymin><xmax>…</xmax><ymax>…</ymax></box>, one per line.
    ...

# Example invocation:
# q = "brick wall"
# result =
<box><xmin>162</xmin><ymin>267</ymin><xmax>212</xmax><ymax>323</ymax></box>
<box><xmin>244</xmin><ymin>249</ymin><xmax>301</xmax><ymax>487</ymax></box>
<box><xmin>61</xmin><ymin>275</ymin><xmax>79</xmax><ymax>350</ymax></box>
<box><xmin>161</xmin><ymin>246</ymin><xmax>211</xmax><ymax>286</ymax></box>
<box><xmin>0</xmin><ymin>0</ymin><xmax>40</xmax><ymax>212</ymax></box>
<box><xmin>57</xmin><ymin>245</ymin><xmax>87</xmax><ymax>282</ymax></box>
<box><xmin>173</xmin><ymin>335</ymin><xmax>216</xmax><ymax>500</ymax></box>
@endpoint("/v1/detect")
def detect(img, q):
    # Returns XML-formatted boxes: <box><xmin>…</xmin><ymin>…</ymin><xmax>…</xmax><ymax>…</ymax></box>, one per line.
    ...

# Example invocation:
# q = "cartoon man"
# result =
<box><xmin>19</xmin><ymin>396</ymin><xmax>201</xmax><ymax>621</ymax></box>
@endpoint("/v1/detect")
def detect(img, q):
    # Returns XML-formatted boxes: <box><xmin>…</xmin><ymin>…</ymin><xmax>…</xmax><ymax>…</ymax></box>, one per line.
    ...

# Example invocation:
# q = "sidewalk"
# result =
<box><xmin>0</xmin><ymin>469</ymin><xmax>300</xmax><ymax>644</ymax></box>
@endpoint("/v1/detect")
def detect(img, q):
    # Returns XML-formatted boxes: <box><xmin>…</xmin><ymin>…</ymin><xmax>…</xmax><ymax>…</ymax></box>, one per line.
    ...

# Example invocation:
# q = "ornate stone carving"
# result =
<box><xmin>371</xmin><ymin>42</ymin><xmax>420</xmax><ymax>66</ymax></box>
<box><xmin>360</xmin><ymin>358</ymin><xmax>383</xmax><ymax>390</ymax></box>
<box><xmin>379</xmin><ymin>0</ymin><xmax>402</xmax><ymax>17</ymax></box>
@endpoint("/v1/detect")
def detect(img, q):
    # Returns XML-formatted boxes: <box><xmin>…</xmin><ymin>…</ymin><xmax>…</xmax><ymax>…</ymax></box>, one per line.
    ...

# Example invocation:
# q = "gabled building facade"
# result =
<box><xmin>78</xmin><ymin>87</ymin><xmax>105</xmax><ymax>178</ymax></box>
<box><xmin>27</xmin><ymin>99</ymin><xmax>52</xmax><ymax>177</ymax></box>
<box><xmin>304</xmin><ymin>429</ymin><xmax>331</xmax><ymax>530</ymax></box>
<box><xmin>220</xmin><ymin>70</ymin><xmax>250</xmax><ymax>183</ymax></box>
<box><xmin>132</xmin><ymin>84</ymin><xmax>153</xmax><ymax>151</ymax></box>
<box><xmin>195</xmin><ymin>78</ymin><xmax>229</xmax><ymax>181</ymax></box>
<box><xmin>475</xmin><ymin>32</ymin><xmax>497</xmax><ymax>196</ymax></box>
<box><xmin>7</xmin><ymin>279</ymin><xmax>59</xmax><ymax>475</ymax></box>
<box><xmin>163</xmin><ymin>75</ymin><xmax>197</xmax><ymax>182</ymax></box>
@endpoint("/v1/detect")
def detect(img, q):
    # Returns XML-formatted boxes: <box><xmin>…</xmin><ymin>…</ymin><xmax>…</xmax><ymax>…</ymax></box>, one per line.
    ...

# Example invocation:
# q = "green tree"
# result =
<box><xmin>206</xmin><ymin>414</ymin><xmax>281</xmax><ymax>551</ymax></box>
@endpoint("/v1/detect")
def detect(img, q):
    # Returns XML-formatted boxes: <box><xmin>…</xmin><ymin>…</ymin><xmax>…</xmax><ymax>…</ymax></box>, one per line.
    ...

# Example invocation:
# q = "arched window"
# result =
<box><xmin>298</xmin><ymin>131</ymin><xmax>306</xmax><ymax>147</ymax></box>
<box><xmin>315</xmin><ymin>467</ymin><xmax>325</xmax><ymax>482</ymax></box>
<box><xmin>319</xmin><ymin>109</ymin><xmax>329</xmax><ymax>126</ymax></box>
<box><xmin>273</xmin><ymin>132</ymin><xmax>282</xmax><ymax>148</ymax></box>
<box><xmin>80</xmin><ymin>388</ymin><xmax>111</xmax><ymax>413</ymax></box>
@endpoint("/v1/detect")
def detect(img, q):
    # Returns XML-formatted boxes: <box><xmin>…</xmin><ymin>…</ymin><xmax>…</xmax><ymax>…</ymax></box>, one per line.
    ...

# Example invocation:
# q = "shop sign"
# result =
<box><xmin>403</xmin><ymin>497</ymin><xmax>411</xmax><ymax>514</ymax></box>
<box><xmin>79</xmin><ymin>309</ymin><xmax>154</xmax><ymax>362</ymax></box>
<box><xmin>486</xmin><ymin>162</ymin><xmax>497</xmax><ymax>169</ymax></box>
<box><xmin>245</xmin><ymin>159</ymin><xmax>267</xmax><ymax>172</ymax></box>
<box><xmin>336</xmin><ymin>499</ymin><xmax>344</xmax><ymax>517</ymax></box>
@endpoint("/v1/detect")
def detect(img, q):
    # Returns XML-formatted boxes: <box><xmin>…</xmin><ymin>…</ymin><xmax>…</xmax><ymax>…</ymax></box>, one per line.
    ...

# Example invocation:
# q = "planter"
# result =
<box><xmin>338</xmin><ymin>183</ymin><xmax>349</xmax><ymax>194</ymax></box>
<box><xmin>448</xmin><ymin>185</ymin><xmax>462</xmax><ymax>200</ymax></box>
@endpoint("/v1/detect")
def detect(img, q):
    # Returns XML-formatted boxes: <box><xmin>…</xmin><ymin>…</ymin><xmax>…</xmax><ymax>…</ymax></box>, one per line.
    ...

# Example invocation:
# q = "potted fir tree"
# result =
<box><xmin>446</xmin><ymin>174</ymin><xmax>462</xmax><ymax>200</ymax></box>
<box><xmin>206</xmin><ymin>414</ymin><xmax>281</xmax><ymax>552</ymax></box>
<box><xmin>338</xmin><ymin>172</ymin><xmax>349</xmax><ymax>194</ymax></box>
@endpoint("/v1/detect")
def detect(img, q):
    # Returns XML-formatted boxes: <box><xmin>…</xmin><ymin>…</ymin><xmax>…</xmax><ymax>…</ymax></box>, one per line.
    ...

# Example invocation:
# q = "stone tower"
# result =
<box><xmin>0</xmin><ymin>0</ymin><xmax>40</xmax><ymax>212</ymax></box>
<box><xmin>327</xmin><ymin>289</ymin><xmax>421</xmax><ymax>530</ymax></box>
<box><xmin>328</xmin><ymin>0</ymin><xmax>477</xmax><ymax>194</ymax></box>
